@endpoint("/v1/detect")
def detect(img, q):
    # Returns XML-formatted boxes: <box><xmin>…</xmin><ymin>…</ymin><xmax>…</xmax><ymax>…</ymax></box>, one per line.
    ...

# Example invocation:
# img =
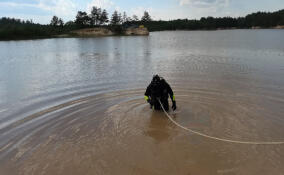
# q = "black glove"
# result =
<box><xmin>172</xmin><ymin>101</ymin><xmax>177</xmax><ymax>111</ymax></box>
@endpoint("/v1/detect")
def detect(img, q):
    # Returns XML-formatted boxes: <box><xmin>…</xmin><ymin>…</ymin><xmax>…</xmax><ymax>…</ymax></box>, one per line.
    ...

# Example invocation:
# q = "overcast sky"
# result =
<box><xmin>0</xmin><ymin>0</ymin><xmax>283</xmax><ymax>24</ymax></box>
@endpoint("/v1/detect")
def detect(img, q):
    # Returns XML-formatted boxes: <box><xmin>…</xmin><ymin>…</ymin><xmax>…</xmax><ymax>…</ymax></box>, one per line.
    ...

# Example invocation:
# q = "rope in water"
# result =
<box><xmin>158</xmin><ymin>100</ymin><xmax>284</xmax><ymax>145</ymax></box>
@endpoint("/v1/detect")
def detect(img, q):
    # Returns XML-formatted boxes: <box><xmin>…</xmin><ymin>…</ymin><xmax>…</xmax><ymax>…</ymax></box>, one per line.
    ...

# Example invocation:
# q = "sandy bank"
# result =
<box><xmin>274</xmin><ymin>25</ymin><xmax>284</xmax><ymax>29</ymax></box>
<box><xmin>70</xmin><ymin>28</ymin><xmax>114</xmax><ymax>36</ymax></box>
<box><xmin>125</xmin><ymin>27</ymin><xmax>149</xmax><ymax>35</ymax></box>
<box><xmin>251</xmin><ymin>25</ymin><xmax>284</xmax><ymax>29</ymax></box>
<box><xmin>69</xmin><ymin>27</ymin><xmax>149</xmax><ymax>37</ymax></box>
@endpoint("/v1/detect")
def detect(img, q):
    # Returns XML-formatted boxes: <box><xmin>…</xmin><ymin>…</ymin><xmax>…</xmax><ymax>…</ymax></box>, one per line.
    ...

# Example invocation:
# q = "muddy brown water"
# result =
<box><xmin>1</xmin><ymin>30</ymin><xmax>284</xmax><ymax>175</ymax></box>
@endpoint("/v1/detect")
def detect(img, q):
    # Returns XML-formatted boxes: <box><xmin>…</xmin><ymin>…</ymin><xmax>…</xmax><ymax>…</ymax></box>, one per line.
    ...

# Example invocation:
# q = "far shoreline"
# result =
<box><xmin>1</xmin><ymin>27</ymin><xmax>283</xmax><ymax>41</ymax></box>
<box><xmin>151</xmin><ymin>25</ymin><xmax>284</xmax><ymax>32</ymax></box>
<box><xmin>1</xmin><ymin>8</ymin><xmax>283</xmax><ymax>41</ymax></box>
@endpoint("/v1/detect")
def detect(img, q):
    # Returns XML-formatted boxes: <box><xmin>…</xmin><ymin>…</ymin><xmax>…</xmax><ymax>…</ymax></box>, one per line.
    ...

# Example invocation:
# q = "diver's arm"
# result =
<box><xmin>166</xmin><ymin>81</ymin><xmax>177</xmax><ymax>110</ymax></box>
<box><xmin>166</xmin><ymin>82</ymin><xmax>175</xmax><ymax>102</ymax></box>
<box><xmin>144</xmin><ymin>85</ymin><xmax>153</xmax><ymax>109</ymax></box>
<box><xmin>144</xmin><ymin>85</ymin><xmax>151</xmax><ymax>102</ymax></box>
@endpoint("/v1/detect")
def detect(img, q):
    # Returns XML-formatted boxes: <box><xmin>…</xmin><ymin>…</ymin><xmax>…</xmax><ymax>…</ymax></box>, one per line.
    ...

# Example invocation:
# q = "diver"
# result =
<box><xmin>144</xmin><ymin>75</ymin><xmax>177</xmax><ymax>111</ymax></box>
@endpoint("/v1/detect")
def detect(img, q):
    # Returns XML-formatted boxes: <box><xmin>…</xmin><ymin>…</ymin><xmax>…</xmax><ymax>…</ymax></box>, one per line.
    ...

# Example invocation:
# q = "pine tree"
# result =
<box><xmin>141</xmin><ymin>11</ymin><xmax>152</xmax><ymax>22</ymax></box>
<box><xmin>90</xmin><ymin>6</ymin><xmax>102</xmax><ymax>25</ymax></box>
<box><xmin>132</xmin><ymin>15</ymin><xmax>139</xmax><ymax>21</ymax></box>
<box><xmin>123</xmin><ymin>12</ymin><xmax>127</xmax><ymax>23</ymax></box>
<box><xmin>50</xmin><ymin>16</ymin><xmax>59</xmax><ymax>26</ymax></box>
<box><xmin>118</xmin><ymin>13</ymin><xmax>122</xmax><ymax>24</ymax></box>
<box><xmin>100</xmin><ymin>9</ymin><xmax>109</xmax><ymax>25</ymax></box>
<box><xmin>58</xmin><ymin>18</ymin><xmax>64</xmax><ymax>27</ymax></box>
<box><xmin>75</xmin><ymin>11</ymin><xmax>89</xmax><ymax>27</ymax></box>
<box><xmin>111</xmin><ymin>11</ymin><xmax>120</xmax><ymax>25</ymax></box>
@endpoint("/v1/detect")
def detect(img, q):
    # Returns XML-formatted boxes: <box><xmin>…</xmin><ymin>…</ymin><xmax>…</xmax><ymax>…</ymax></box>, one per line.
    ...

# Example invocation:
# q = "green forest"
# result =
<box><xmin>138</xmin><ymin>9</ymin><xmax>284</xmax><ymax>31</ymax></box>
<box><xmin>0</xmin><ymin>8</ymin><xmax>284</xmax><ymax>40</ymax></box>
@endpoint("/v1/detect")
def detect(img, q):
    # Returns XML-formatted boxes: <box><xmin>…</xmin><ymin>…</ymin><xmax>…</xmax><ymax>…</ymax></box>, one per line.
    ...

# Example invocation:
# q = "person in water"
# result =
<box><xmin>144</xmin><ymin>75</ymin><xmax>177</xmax><ymax>111</ymax></box>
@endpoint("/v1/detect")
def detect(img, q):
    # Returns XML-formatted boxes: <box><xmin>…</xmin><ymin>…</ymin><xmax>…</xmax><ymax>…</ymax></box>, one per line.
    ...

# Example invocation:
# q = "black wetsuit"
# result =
<box><xmin>144</xmin><ymin>79</ymin><xmax>174</xmax><ymax>111</ymax></box>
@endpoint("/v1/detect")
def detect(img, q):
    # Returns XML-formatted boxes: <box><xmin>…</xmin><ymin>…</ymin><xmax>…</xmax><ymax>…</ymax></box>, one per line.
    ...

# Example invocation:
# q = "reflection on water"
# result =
<box><xmin>145</xmin><ymin>111</ymin><xmax>172</xmax><ymax>143</ymax></box>
<box><xmin>1</xmin><ymin>30</ymin><xmax>284</xmax><ymax>175</ymax></box>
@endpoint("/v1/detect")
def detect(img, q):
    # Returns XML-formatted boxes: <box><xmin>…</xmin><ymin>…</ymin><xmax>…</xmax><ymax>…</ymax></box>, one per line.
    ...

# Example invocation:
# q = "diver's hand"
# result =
<box><xmin>172</xmin><ymin>101</ymin><xmax>177</xmax><ymax>111</ymax></box>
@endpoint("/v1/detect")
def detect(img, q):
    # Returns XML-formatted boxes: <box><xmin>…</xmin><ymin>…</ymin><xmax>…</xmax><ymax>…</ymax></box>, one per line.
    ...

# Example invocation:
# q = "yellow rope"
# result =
<box><xmin>158</xmin><ymin>100</ymin><xmax>284</xmax><ymax>145</ymax></box>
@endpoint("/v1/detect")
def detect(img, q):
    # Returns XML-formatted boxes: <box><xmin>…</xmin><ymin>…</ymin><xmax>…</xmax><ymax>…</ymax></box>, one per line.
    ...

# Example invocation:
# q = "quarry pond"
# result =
<box><xmin>1</xmin><ymin>29</ymin><xmax>284</xmax><ymax>175</ymax></box>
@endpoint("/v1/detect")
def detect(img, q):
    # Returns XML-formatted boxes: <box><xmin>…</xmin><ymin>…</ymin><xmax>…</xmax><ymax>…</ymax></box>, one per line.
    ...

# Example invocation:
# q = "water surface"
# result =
<box><xmin>1</xmin><ymin>30</ymin><xmax>284</xmax><ymax>175</ymax></box>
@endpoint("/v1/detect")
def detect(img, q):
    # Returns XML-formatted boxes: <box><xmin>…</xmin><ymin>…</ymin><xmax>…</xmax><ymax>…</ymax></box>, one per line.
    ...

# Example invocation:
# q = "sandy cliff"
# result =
<box><xmin>70</xmin><ymin>27</ymin><xmax>149</xmax><ymax>37</ymax></box>
<box><xmin>251</xmin><ymin>25</ymin><xmax>284</xmax><ymax>29</ymax></box>
<box><xmin>70</xmin><ymin>28</ymin><xmax>114</xmax><ymax>36</ymax></box>
<box><xmin>274</xmin><ymin>25</ymin><xmax>284</xmax><ymax>29</ymax></box>
<box><xmin>125</xmin><ymin>27</ymin><xmax>149</xmax><ymax>35</ymax></box>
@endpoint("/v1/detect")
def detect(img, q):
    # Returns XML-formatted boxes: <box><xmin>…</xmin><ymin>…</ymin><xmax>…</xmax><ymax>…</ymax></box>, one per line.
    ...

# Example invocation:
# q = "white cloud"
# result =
<box><xmin>87</xmin><ymin>0</ymin><xmax>115</xmax><ymax>12</ymax></box>
<box><xmin>4</xmin><ymin>13</ymin><xmax>53</xmax><ymax>24</ymax></box>
<box><xmin>176</xmin><ymin>0</ymin><xmax>231</xmax><ymax>19</ymax></box>
<box><xmin>114</xmin><ymin>6</ymin><xmax>121</xmax><ymax>12</ymax></box>
<box><xmin>180</xmin><ymin>0</ymin><xmax>229</xmax><ymax>8</ymax></box>
<box><xmin>38</xmin><ymin>0</ymin><xmax>76</xmax><ymax>18</ymax></box>
<box><xmin>128</xmin><ymin>6</ymin><xmax>192</xmax><ymax>20</ymax></box>
<box><xmin>0</xmin><ymin>2</ymin><xmax>38</xmax><ymax>8</ymax></box>
<box><xmin>0</xmin><ymin>0</ymin><xmax>76</xmax><ymax>22</ymax></box>
<box><xmin>129</xmin><ymin>7</ymin><xmax>151</xmax><ymax>19</ymax></box>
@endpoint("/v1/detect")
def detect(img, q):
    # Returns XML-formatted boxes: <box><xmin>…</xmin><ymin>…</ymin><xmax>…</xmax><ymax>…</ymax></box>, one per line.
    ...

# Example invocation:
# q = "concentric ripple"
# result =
<box><xmin>1</xmin><ymin>86</ymin><xmax>284</xmax><ymax>175</ymax></box>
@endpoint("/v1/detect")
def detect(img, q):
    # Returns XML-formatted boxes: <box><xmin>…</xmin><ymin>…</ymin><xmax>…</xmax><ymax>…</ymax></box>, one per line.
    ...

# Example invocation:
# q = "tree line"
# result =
<box><xmin>134</xmin><ymin>9</ymin><xmax>284</xmax><ymax>31</ymax></box>
<box><xmin>0</xmin><ymin>8</ymin><xmax>283</xmax><ymax>40</ymax></box>
<box><xmin>50</xmin><ymin>8</ymin><xmax>152</xmax><ymax>27</ymax></box>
